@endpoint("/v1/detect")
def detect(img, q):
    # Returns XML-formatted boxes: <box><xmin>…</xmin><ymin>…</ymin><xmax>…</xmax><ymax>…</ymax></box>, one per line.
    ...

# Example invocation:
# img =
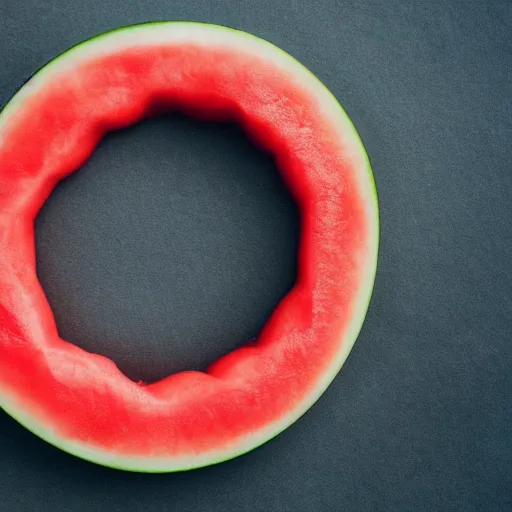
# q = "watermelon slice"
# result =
<box><xmin>0</xmin><ymin>22</ymin><xmax>379</xmax><ymax>472</ymax></box>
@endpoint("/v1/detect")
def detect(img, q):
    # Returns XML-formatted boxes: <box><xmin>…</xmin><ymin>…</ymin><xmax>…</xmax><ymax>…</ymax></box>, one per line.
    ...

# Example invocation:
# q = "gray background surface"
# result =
<box><xmin>1</xmin><ymin>1</ymin><xmax>511</xmax><ymax>511</ymax></box>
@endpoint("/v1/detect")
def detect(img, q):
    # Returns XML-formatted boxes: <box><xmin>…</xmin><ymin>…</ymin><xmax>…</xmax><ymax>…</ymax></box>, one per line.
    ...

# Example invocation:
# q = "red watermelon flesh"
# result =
<box><xmin>0</xmin><ymin>23</ymin><xmax>379</xmax><ymax>471</ymax></box>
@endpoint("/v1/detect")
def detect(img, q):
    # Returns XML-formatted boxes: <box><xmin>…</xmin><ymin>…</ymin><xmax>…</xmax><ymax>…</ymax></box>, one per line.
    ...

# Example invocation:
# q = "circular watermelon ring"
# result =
<box><xmin>0</xmin><ymin>22</ymin><xmax>379</xmax><ymax>472</ymax></box>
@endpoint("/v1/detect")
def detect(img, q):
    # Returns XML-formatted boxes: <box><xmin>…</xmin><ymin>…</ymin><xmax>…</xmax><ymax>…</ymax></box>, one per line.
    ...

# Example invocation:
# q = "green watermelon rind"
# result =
<box><xmin>0</xmin><ymin>22</ymin><xmax>379</xmax><ymax>472</ymax></box>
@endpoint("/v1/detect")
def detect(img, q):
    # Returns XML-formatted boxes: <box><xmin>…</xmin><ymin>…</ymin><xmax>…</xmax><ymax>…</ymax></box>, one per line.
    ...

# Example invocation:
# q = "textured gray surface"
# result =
<box><xmin>1</xmin><ymin>1</ymin><xmax>511</xmax><ymax>511</ymax></box>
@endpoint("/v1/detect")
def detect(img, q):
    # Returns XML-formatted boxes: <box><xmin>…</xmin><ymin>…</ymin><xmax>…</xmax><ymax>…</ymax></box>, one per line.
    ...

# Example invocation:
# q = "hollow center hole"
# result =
<box><xmin>35</xmin><ymin>113</ymin><xmax>300</xmax><ymax>384</ymax></box>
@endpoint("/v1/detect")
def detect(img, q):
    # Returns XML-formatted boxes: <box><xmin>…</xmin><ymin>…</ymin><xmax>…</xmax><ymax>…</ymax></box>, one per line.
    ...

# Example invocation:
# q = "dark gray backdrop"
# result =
<box><xmin>0</xmin><ymin>1</ymin><xmax>511</xmax><ymax>511</ymax></box>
